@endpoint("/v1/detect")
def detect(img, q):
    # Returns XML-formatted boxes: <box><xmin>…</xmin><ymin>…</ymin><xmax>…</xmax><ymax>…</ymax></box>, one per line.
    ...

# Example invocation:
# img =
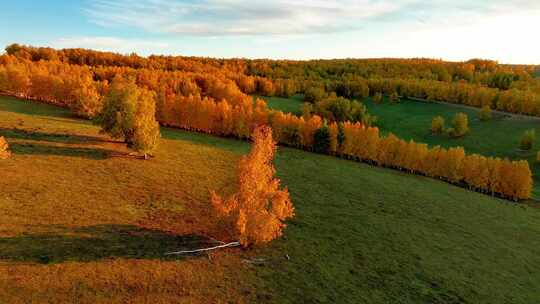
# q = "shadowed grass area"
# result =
<box><xmin>0</xmin><ymin>225</ymin><xmax>214</xmax><ymax>264</ymax></box>
<box><xmin>0</xmin><ymin>127</ymin><xmax>106</xmax><ymax>144</ymax></box>
<box><xmin>9</xmin><ymin>142</ymin><xmax>117</xmax><ymax>159</ymax></box>
<box><xmin>2</xmin><ymin>96</ymin><xmax>540</xmax><ymax>303</ymax></box>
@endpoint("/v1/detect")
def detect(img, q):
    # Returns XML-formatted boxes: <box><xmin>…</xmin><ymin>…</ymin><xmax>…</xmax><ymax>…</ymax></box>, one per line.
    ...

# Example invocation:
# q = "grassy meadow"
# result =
<box><xmin>261</xmin><ymin>95</ymin><xmax>540</xmax><ymax>200</ymax></box>
<box><xmin>2</xmin><ymin>96</ymin><xmax>540</xmax><ymax>303</ymax></box>
<box><xmin>256</xmin><ymin>94</ymin><xmax>304</xmax><ymax>115</ymax></box>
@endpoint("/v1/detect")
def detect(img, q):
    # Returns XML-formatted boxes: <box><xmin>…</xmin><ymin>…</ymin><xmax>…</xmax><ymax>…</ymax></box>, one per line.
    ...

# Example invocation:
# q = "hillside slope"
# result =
<box><xmin>1</xmin><ymin>96</ymin><xmax>540</xmax><ymax>303</ymax></box>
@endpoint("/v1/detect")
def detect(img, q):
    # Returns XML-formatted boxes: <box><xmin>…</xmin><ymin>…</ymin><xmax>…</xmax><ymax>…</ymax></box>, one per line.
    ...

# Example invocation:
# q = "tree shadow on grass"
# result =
<box><xmin>0</xmin><ymin>127</ymin><xmax>129</xmax><ymax>160</ymax></box>
<box><xmin>0</xmin><ymin>127</ymin><xmax>109</xmax><ymax>145</ymax></box>
<box><xmin>9</xmin><ymin>142</ymin><xmax>118</xmax><ymax>160</ymax></box>
<box><xmin>0</xmin><ymin>225</ymin><xmax>217</xmax><ymax>264</ymax></box>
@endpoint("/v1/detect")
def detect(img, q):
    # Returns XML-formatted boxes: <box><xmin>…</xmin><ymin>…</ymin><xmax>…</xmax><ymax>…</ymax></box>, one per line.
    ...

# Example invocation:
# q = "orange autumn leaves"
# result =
<box><xmin>211</xmin><ymin>126</ymin><xmax>294</xmax><ymax>247</ymax></box>
<box><xmin>0</xmin><ymin>136</ymin><xmax>10</xmax><ymax>159</ymax></box>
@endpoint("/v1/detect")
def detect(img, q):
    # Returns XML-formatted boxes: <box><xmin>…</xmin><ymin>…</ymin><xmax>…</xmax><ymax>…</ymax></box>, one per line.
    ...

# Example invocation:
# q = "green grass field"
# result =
<box><xmin>2</xmin><ymin>96</ymin><xmax>540</xmax><ymax>303</ymax></box>
<box><xmin>362</xmin><ymin>98</ymin><xmax>540</xmax><ymax>199</ymax></box>
<box><xmin>257</xmin><ymin>94</ymin><xmax>304</xmax><ymax>115</ymax></box>
<box><xmin>262</xmin><ymin>95</ymin><xmax>540</xmax><ymax>200</ymax></box>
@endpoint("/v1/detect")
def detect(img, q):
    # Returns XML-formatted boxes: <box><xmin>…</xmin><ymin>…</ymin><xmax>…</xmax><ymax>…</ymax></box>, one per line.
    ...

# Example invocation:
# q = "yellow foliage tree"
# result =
<box><xmin>0</xmin><ymin>136</ymin><xmax>10</xmax><ymax>159</ymax></box>
<box><xmin>431</xmin><ymin>116</ymin><xmax>445</xmax><ymax>134</ymax></box>
<box><xmin>211</xmin><ymin>125</ymin><xmax>295</xmax><ymax>247</ymax></box>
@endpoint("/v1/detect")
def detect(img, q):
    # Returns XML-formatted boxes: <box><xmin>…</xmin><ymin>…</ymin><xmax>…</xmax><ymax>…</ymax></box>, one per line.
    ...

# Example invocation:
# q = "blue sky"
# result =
<box><xmin>1</xmin><ymin>0</ymin><xmax>539</xmax><ymax>63</ymax></box>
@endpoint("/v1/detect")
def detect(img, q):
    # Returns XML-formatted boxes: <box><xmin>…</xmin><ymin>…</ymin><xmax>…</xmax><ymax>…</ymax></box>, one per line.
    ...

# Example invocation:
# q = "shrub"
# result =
<box><xmin>315</xmin><ymin>96</ymin><xmax>377</xmax><ymax>126</ymax></box>
<box><xmin>373</xmin><ymin>92</ymin><xmax>383</xmax><ymax>104</ymax></box>
<box><xmin>478</xmin><ymin>105</ymin><xmax>492</xmax><ymax>121</ymax></box>
<box><xmin>0</xmin><ymin>136</ymin><xmax>11</xmax><ymax>159</ymax></box>
<box><xmin>389</xmin><ymin>91</ymin><xmax>400</xmax><ymax>103</ymax></box>
<box><xmin>211</xmin><ymin>125</ymin><xmax>294</xmax><ymax>247</ymax></box>
<box><xmin>520</xmin><ymin>129</ymin><xmax>535</xmax><ymax>151</ymax></box>
<box><xmin>449</xmin><ymin>113</ymin><xmax>469</xmax><ymax>137</ymax></box>
<box><xmin>431</xmin><ymin>116</ymin><xmax>445</xmax><ymax>134</ymax></box>
<box><xmin>314</xmin><ymin>125</ymin><xmax>331</xmax><ymax>154</ymax></box>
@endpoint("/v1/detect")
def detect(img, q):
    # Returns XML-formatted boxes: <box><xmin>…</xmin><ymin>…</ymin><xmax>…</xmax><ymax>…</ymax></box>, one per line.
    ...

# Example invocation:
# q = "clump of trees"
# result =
<box><xmin>331</xmin><ymin>79</ymin><xmax>370</xmax><ymax>100</ymax></box>
<box><xmin>431</xmin><ymin>113</ymin><xmax>469</xmax><ymax>138</ymax></box>
<box><xmin>488</xmin><ymin>72</ymin><xmax>515</xmax><ymax>90</ymax></box>
<box><xmin>304</xmin><ymin>86</ymin><xmax>326</xmax><ymax>103</ymax></box>
<box><xmin>431</xmin><ymin>116</ymin><xmax>445</xmax><ymax>134</ymax></box>
<box><xmin>478</xmin><ymin>105</ymin><xmax>492</xmax><ymax>121</ymax></box>
<box><xmin>312</xmin><ymin>95</ymin><xmax>377</xmax><ymax>126</ymax></box>
<box><xmin>211</xmin><ymin>126</ymin><xmax>294</xmax><ymax>246</ymax></box>
<box><xmin>0</xmin><ymin>136</ymin><xmax>11</xmax><ymax>159</ymax></box>
<box><xmin>448</xmin><ymin>113</ymin><xmax>469</xmax><ymax>138</ymax></box>
<box><xmin>520</xmin><ymin>129</ymin><xmax>536</xmax><ymax>151</ymax></box>
<box><xmin>69</xmin><ymin>79</ymin><xmax>103</xmax><ymax>119</ymax></box>
<box><xmin>95</xmin><ymin>77</ymin><xmax>160</xmax><ymax>158</ymax></box>
<box><xmin>313</xmin><ymin>123</ymin><xmax>331</xmax><ymax>154</ymax></box>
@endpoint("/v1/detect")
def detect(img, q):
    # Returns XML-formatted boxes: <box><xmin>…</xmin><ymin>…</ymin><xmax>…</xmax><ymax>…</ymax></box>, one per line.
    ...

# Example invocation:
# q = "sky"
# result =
<box><xmin>0</xmin><ymin>0</ymin><xmax>539</xmax><ymax>64</ymax></box>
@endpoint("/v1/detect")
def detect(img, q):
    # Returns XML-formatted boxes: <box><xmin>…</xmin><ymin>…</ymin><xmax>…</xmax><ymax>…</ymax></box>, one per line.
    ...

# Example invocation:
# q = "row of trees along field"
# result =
<box><xmin>0</xmin><ymin>46</ymin><xmax>533</xmax><ymax>200</ymax></box>
<box><xmin>6</xmin><ymin>44</ymin><xmax>540</xmax><ymax>116</ymax></box>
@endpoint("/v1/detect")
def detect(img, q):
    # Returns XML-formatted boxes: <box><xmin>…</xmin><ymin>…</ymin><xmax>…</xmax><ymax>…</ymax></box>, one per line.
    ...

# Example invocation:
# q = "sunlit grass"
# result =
<box><xmin>2</xmin><ymin>96</ymin><xmax>540</xmax><ymax>303</ymax></box>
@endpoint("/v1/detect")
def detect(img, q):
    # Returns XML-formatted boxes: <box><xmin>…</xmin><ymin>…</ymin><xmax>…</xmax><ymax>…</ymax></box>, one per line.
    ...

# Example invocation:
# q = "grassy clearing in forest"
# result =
<box><xmin>1</xmin><ymin>96</ymin><xmax>540</xmax><ymax>303</ymax></box>
<box><xmin>256</xmin><ymin>94</ymin><xmax>304</xmax><ymax>115</ymax></box>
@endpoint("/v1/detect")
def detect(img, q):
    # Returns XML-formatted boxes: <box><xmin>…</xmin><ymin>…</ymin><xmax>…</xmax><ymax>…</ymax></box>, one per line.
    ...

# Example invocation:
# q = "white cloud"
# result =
<box><xmin>84</xmin><ymin>0</ymin><xmax>540</xmax><ymax>37</ymax></box>
<box><xmin>51</xmin><ymin>36</ymin><xmax>170</xmax><ymax>54</ymax></box>
<box><xmin>69</xmin><ymin>1</ymin><xmax>540</xmax><ymax>63</ymax></box>
<box><xmin>84</xmin><ymin>0</ymin><xmax>405</xmax><ymax>36</ymax></box>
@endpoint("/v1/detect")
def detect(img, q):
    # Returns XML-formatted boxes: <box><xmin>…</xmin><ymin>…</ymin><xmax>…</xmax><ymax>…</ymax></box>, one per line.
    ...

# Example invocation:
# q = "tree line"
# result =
<box><xmin>366</xmin><ymin>78</ymin><xmax>540</xmax><ymax>116</ymax></box>
<box><xmin>6</xmin><ymin>44</ymin><xmax>540</xmax><ymax>117</ymax></box>
<box><xmin>8</xmin><ymin>44</ymin><xmax>537</xmax><ymax>90</ymax></box>
<box><xmin>0</xmin><ymin>46</ymin><xmax>533</xmax><ymax>200</ymax></box>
